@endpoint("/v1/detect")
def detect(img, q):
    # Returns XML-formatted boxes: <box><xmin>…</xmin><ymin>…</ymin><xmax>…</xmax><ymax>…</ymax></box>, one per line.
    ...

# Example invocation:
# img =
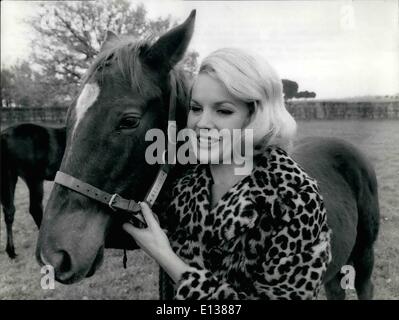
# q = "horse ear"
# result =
<box><xmin>143</xmin><ymin>10</ymin><xmax>196</xmax><ymax>71</ymax></box>
<box><xmin>100</xmin><ymin>31</ymin><xmax>120</xmax><ymax>52</ymax></box>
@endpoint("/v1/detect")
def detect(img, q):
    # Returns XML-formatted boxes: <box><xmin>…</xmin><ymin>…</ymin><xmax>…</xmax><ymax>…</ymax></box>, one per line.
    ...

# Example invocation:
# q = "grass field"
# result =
<box><xmin>1</xmin><ymin>120</ymin><xmax>398</xmax><ymax>300</ymax></box>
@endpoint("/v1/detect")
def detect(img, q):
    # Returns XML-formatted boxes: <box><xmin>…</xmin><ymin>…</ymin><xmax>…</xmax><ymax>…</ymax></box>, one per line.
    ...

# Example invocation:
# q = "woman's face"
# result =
<box><xmin>187</xmin><ymin>73</ymin><xmax>251</xmax><ymax>163</ymax></box>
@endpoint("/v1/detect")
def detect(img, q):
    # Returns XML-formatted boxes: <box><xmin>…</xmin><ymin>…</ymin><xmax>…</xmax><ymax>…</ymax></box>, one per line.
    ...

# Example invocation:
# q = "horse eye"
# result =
<box><xmin>118</xmin><ymin>116</ymin><xmax>140</xmax><ymax>129</ymax></box>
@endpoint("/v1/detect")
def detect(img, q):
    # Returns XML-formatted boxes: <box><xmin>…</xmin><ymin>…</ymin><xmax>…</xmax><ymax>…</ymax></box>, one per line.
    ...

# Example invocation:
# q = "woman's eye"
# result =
<box><xmin>217</xmin><ymin>109</ymin><xmax>233</xmax><ymax>115</ymax></box>
<box><xmin>118</xmin><ymin>117</ymin><xmax>140</xmax><ymax>129</ymax></box>
<box><xmin>190</xmin><ymin>105</ymin><xmax>202</xmax><ymax>113</ymax></box>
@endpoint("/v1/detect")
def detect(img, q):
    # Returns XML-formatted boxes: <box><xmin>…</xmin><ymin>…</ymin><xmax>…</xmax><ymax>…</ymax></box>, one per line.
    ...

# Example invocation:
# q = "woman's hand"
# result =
<box><xmin>123</xmin><ymin>201</ymin><xmax>172</xmax><ymax>260</ymax></box>
<box><xmin>123</xmin><ymin>201</ymin><xmax>193</xmax><ymax>284</ymax></box>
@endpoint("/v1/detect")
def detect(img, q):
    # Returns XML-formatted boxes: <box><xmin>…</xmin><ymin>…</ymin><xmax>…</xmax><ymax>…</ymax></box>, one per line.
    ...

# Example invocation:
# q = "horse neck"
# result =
<box><xmin>154</xmin><ymin>68</ymin><xmax>190</xmax><ymax>198</ymax></box>
<box><xmin>168</xmin><ymin>68</ymin><xmax>190</xmax><ymax>132</ymax></box>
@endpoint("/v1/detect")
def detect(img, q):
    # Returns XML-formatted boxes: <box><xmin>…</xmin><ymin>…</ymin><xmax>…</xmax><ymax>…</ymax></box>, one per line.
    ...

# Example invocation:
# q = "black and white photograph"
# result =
<box><xmin>1</xmin><ymin>0</ymin><xmax>398</xmax><ymax>305</ymax></box>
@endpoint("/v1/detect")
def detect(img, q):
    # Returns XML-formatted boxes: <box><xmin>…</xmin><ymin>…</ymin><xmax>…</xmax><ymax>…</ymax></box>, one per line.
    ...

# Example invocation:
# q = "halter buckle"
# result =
<box><xmin>108</xmin><ymin>193</ymin><xmax>120</xmax><ymax>211</ymax></box>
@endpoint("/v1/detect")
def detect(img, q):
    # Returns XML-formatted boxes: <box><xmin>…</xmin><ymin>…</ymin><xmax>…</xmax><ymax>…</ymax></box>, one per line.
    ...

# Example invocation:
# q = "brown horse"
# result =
<box><xmin>36</xmin><ymin>11</ymin><xmax>379</xmax><ymax>299</ymax></box>
<box><xmin>1</xmin><ymin>123</ymin><xmax>66</xmax><ymax>258</ymax></box>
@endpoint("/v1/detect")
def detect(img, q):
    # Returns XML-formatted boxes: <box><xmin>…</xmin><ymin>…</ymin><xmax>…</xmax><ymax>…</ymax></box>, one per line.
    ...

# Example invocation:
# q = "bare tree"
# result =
<box><xmin>26</xmin><ymin>0</ymin><xmax>198</xmax><ymax>106</ymax></box>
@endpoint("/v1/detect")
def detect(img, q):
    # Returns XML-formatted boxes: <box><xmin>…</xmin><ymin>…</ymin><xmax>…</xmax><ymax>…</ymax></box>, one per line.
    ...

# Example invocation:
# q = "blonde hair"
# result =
<box><xmin>198</xmin><ymin>48</ymin><xmax>297</xmax><ymax>152</ymax></box>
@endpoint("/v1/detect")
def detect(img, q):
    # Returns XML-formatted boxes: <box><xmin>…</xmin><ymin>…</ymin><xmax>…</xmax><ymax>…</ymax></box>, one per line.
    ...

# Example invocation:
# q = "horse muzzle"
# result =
<box><xmin>36</xmin><ymin>243</ymin><xmax>104</xmax><ymax>284</ymax></box>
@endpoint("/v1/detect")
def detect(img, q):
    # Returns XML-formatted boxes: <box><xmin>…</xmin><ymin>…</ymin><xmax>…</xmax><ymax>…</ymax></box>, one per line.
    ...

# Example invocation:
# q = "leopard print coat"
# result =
<box><xmin>164</xmin><ymin>146</ymin><xmax>332</xmax><ymax>300</ymax></box>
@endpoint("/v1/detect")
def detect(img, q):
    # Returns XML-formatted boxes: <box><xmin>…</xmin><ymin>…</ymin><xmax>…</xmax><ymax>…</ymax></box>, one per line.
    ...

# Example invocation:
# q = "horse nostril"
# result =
<box><xmin>57</xmin><ymin>250</ymin><xmax>72</xmax><ymax>274</ymax></box>
<box><xmin>43</xmin><ymin>250</ymin><xmax>73</xmax><ymax>276</ymax></box>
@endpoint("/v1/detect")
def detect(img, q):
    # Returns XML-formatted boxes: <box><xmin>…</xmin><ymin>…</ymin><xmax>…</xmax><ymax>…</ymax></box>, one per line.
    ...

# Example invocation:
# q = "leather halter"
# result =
<box><xmin>54</xmin><ymin>73</ymin><xmax>179</xmax><ymax>226</ymax></box>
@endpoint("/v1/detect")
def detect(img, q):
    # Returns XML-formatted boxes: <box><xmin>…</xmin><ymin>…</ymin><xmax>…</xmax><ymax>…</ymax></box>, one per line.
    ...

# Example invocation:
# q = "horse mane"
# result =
<box><xmin>169</xmin><ymin>67</ymin><xmax>191</xmax><ymax>127</ymax></box>
<box><xmin>82</xmin><ymin>36</ymin><xmax>191</xmax><ymax>129</ymax></box>
<box><xmin>83</xmin><ymin>37</ymin><xmax>155</xmax><ymax>94</ymax></box>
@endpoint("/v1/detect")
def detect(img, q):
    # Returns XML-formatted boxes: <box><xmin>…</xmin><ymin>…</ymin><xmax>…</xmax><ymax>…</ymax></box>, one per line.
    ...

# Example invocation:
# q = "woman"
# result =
<box><xmin>123</xmin><ymin>48</ymin><xmax>332</xmax><ymax>300</ymax></box>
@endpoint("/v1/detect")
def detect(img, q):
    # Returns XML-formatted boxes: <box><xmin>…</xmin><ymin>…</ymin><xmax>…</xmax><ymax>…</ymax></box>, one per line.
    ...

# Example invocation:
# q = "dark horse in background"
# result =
<box><xmin>1</xmin><ymin>123</ymin><xmax>66</xmax><ymax>258</ymax></box>
<box><xmin>36</xmin><ymin>11</ymin><xmax>380</xmax><ymax>299</ymax></box>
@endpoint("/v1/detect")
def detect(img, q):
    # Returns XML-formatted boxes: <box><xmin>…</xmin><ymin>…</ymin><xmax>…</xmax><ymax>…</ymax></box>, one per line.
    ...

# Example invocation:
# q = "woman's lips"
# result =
<box><xmin>198</xmin><ymin>136</ymin><xmax>221</xmax><ymax>146</ymax></box>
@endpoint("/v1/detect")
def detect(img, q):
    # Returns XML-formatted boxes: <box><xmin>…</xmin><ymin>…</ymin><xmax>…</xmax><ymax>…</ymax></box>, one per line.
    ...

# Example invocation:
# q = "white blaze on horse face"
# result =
<box><xmin>73</xmin><ymin>82</ymin><xmax>100</xmax><ymax>134</ymax></box>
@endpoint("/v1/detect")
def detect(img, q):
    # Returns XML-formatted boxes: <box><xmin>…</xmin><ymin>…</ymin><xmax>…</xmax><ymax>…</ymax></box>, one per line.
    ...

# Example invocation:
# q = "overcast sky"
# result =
<box><xmin>1</xmin><ymin>0</ymin><xmax>398</xmax><ymax>99</ymax></box>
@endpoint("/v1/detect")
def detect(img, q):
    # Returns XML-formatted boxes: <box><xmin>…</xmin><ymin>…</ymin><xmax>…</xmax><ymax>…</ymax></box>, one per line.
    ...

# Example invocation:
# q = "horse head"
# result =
<box><xmin>36</xmin><ymin>11</ymin><xmax>195</xmax><ymax>284</ymax></box>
